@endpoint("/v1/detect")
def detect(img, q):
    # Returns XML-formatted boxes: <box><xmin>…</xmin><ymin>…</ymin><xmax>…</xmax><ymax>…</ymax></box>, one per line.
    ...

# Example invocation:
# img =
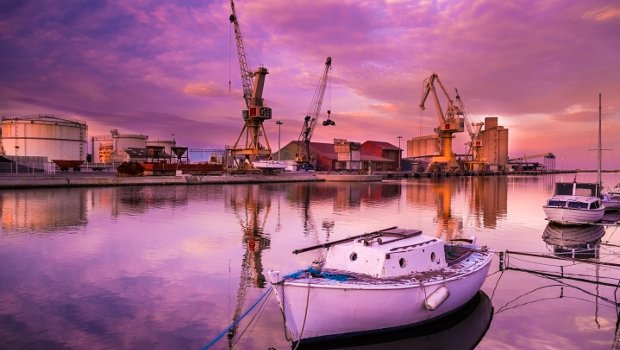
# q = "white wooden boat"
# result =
<box><xmin>542</xmin><ymin>182</ymin><xmax>605</xmax><ymax>224</ymax></box>
<box><xmin>268</xmin><ymin>227</ymin><xmax>493</xmax><ymax>344</ymax></box>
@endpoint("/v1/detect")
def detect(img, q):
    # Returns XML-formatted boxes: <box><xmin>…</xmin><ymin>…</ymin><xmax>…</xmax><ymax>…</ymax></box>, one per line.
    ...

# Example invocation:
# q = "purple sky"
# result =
<box><xmin>1</xmin><ymin>0</ymin><xmax>619</xmax><ymax>169</ymax></box>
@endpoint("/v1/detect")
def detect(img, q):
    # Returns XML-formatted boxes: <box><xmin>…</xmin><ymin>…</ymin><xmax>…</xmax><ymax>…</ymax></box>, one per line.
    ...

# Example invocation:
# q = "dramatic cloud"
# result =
<box><xmin>0</xmin><ymin>0</ymin><xmax>619</xmax><ymax>168</ymax></box>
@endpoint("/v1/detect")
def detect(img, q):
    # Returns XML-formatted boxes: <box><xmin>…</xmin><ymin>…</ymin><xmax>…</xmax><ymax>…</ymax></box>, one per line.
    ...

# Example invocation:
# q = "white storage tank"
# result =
<box><xmin>92</xmin><ymin>135</ymin><xmax>114</xmax><ymax>163</ymax></box>
<box><xmin>1</xmin><ymin>114</ymin><xmax>88</xmax><ymax>161</ymax></box>
<box><xmin>111</xmin><ymin>129</ymin><xmax>148</xmax><ymax>151</ymax></box>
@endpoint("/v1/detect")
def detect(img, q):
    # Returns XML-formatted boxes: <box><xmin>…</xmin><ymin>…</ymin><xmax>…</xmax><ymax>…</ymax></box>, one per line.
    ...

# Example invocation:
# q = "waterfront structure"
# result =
<box><xmin>406</xmin><ymin>116</ymin><xmax>508</xmax><ymax>172</ymax></box>
<box><xmin>274</xmin><ymin>140</ymin><xmax>397</xmax><ymax>172</ymax></box>
<box><xmin>361</xmin><ymin>141</ymin><xmax>402</xmax><ymax>172</ymax></box>
<box><xmin>1</xmin><ymin>114</ymin><xmax>88</xmax><ymax>162</ymax></box>
<box><xmin>92</xmin><ymin>129</ymin><xmax>148</xmax><ymax>163</ymax></box>
<box><xmin>478</xmin><ymin>117</ymin><xmax>508</xmax><ymax>172</ymax></box>
<box><xmin>146</xmin><ymin>139</ymin><xmax>176</xmax><ymax>159</ymax></box>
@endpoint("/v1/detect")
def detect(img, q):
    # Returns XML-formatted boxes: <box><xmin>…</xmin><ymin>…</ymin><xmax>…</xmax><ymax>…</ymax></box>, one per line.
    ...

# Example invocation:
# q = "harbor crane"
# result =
<box><xmin>419</xmin><ymin>73</ymin><xmax>465</xmax><ymax>172</ymax></box>
<box><xmin>228</xmin><ymin>0</ymin><xmax>273</xmax><ymax>170</ymax></box>
<box><xmin>454</xmin><ymin>88</ymin><xmax>486</xmax><ymax>171</ymax></box>
<box><xmin>295</xmin><ymin>57</ymin><xmax>334</xmax><ymax>171</ymax></box>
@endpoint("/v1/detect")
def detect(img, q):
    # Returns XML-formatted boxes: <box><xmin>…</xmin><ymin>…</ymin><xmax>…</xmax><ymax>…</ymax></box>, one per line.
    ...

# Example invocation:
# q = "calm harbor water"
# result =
<box><xmin>1</xmin><ymin>173</ymin><xmax>619</xmax><ymax>349</ymax></box>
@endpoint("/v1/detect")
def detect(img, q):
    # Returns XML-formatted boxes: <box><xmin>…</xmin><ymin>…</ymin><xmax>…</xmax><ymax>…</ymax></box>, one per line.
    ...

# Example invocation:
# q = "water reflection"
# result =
<box><xmin>469</xmin><ymin>176</ymin><xmax>508</xmax><ymax>229</ymax></box>
<box><xmin>111</xmin><ymin>186</ymin><xmax>190</xmax><ymax>216</ymax></box>
<box><xmin>0</xmin><ymin>189</ymin><xmax>87</xmax><ymax>232</ymax></box>
<box><xmin>430</xmin><ymin>179</ymin><xmax>463</xmax><ymax>241</ymax></box>
<box><xmin>0</xmin><ymin>179</ymin><xmax>618</xmax><ymax>349</ymax></box>
<box><xmin>296</xmin><ymin>291</ymin><xmax>493</xmax><ymax>350</ymax></box>
<box><xmin>223</xmin><ymin>185</ymin><xmax>272</xmax><ymax>347</ymax></box>
<box><xmin>404</xmin><ymin>177</ymin><xmax>507</xmax><ymax>241</ymax></box>
<box><xmin>542</xmin><ymin>223</ymin><xmax>605</xmax><ymax>259</ymax></box>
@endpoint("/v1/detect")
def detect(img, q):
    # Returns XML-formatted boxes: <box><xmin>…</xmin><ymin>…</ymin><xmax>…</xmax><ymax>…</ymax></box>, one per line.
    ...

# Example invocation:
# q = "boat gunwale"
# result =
<box><xmin>276</xmin><ymin>249</ymin><xmax>493</xmax><ymax>290</ymax></box>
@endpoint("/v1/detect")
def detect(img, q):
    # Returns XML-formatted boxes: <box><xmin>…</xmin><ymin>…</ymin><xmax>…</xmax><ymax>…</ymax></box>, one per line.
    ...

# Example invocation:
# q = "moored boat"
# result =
<box><xmin>268</xmin><ymin>227</ymin><xmax>493</xmax><ymax>344</ymax></box>
<box><xmin>543</xmin><ymin>95</ymin><xmax>608</xmax><ymax>225</ymax></box>
<box><xmin>601</xmin><ymin>183</ymin><xmax>620</xmax><ymax>210</ymax></box>
<box><xmin>542</xmin><ymin>181</ymin><xmax>605</xmax><ymax>224</ymax></box>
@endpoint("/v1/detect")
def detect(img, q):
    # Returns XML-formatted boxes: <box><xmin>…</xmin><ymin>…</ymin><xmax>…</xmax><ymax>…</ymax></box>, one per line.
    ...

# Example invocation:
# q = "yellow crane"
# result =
<box><xmin>419</xmin><ymin>73</ymin><xmax>465</xmax><ymax>172</ymax></box>
<box><xmin>454</xmin><ymin>88</ymin><xmax>486</xmax><ymax>171</ymax></box>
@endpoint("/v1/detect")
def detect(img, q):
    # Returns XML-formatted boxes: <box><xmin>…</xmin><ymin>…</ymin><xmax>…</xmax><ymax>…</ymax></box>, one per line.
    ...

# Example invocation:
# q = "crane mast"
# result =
<box><xmin>419</xmin><ymin>73</ymin><xmax>465</xmax><ymax>172</ymax></box>
<box><xmin>228</xmin><ymin>0</ymin><xmax>272</xmax><ymax>170</ymax></box>
<box><xmin>296</xmin><ymin>57</ymin><xmax>334</xmax><ymax>169</ymax></box>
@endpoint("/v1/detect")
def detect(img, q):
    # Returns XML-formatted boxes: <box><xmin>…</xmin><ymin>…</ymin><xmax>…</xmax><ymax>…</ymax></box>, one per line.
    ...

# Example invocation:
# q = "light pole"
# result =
<box><xmin>276</xmin><ymin>120</ymin><xmax>283</xmax><ymax>161</ymax></box>
<box><xmin>397</xmin><ymin>136</ymin><xmax>402</xmax><ymax>170</ymax></box>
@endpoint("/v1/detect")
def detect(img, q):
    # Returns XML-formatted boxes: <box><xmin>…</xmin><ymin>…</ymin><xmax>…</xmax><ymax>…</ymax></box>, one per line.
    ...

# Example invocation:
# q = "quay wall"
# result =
<box><xmin>0</xmin><ymin>172</ymin><xmax>384</xmax><ymax>189</ymax></box>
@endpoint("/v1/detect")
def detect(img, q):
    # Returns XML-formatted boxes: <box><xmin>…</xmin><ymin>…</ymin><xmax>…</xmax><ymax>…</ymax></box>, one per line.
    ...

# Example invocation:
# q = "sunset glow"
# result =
<box><xmin>1</xmin><ymin>0</ymin><xmax>619</xmax><ymax>169</ymax></box>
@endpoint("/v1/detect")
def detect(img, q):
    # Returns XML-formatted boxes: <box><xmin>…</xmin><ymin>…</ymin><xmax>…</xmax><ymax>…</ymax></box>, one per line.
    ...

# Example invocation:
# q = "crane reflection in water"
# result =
<box><xmin>224</xmin><ymin>185</ymin><xmax>272</xmax><ymax>348</ymax></box>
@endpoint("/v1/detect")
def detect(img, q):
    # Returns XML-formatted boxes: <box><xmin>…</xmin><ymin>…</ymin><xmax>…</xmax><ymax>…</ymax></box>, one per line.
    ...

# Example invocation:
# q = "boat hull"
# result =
<box><xmin>602</xmin><ymin>195</ymin><xmax>620</xmax><ymax>210</ymax></box>
<box><xmin>269</xmin><ymin>255</ymin><xmax>492</xmax><ymax>342</ymax></box>
<box><xmin>542</xmin><ymin>206</ymin><xmax>604</xmax><ymax>224</ymax></box>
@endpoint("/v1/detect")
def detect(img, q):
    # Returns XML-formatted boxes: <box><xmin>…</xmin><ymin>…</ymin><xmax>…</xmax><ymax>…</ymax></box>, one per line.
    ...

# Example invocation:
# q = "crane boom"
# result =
<box><xmin>296</xmin><ymin>57</ymin><xmax>333</xmax><ymax>166</ymax></box>
<box><xmin>417</xmin><ymin>73</ymin><xmax>465</xmax><ymax>172</ymax></box>
<box><xmin>229</xmin><ymin>0</ymin><xmax>253</xmax><ymax>108</ymax></box>
<box><xmin>419</xmin><ymin>73</ymin><xmax>464</xmax><ymax>132</ymax></box>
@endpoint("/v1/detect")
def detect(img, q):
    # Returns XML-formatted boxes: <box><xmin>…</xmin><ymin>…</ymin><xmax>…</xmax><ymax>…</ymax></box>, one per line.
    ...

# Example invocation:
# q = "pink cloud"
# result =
<box><xmin>1</xmin><ymin>0</ymin><xmax>619</xmax><ymax>168</ymax></box>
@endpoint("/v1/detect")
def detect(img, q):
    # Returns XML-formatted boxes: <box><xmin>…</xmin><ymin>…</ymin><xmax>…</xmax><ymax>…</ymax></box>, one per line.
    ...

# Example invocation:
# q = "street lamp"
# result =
<box><xmin>397</xmin><ymin>136</ymin><xmax>403</xmax><ymax>171</ymax></box>
<box><xmin>276</xmin><ymin>120</ymin><xmax>283</xmax><ymax>161</ymax></box>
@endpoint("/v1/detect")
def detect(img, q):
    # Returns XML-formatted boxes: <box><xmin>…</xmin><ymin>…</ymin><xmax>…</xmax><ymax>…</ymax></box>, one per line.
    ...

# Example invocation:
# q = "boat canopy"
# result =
<box><xmin>554</xmin><ymin>182</ymin><xmax>600</xmax><ymax>197</ymax></box>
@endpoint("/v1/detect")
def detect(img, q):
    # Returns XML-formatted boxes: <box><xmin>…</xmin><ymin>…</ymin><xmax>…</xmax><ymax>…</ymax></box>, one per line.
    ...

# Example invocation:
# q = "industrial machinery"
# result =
<box><xmin>227</xmin><ymin>0</ymin><xmax>273</xmax><ymax>171</ymax></box>
<box><xmin>295</xmin><ymin>57</ymin><xmax>334</xmax><ymax>171</ymax></box>
<box><xmin>419</xmin><ymin>73</ymin><xmax>465</xmax><ymax>172</ymax></box>
<box><xmin>454</xmin><ymin>88</ymin><xmax>486</xmax><ymax>171</ymax></box>
<box><xmin>508</xmin><ymin>152</ymin><xmax>556</xmax><ymax>171</ymax></box>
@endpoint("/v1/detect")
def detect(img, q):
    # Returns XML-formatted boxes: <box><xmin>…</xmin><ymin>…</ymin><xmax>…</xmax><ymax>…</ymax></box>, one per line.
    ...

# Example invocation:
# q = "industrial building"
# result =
<box><xmin>0</xmin><ymin>114</ymin><xmax>88</xmax><ymax>172</ymax></box>
<box><xmin>1</xmin><ymin>114</ymin><xmax>88</xmax><ymax>161</ymax></box>
<box><xmin>407</xmin><ymin>117</ymin><xmax>508</xmax><ymax>172</ymax></box>
<box><xmin>274</xmin><ymin>139</ymin><xmax>401</xmax><ymax>172</ymax></box>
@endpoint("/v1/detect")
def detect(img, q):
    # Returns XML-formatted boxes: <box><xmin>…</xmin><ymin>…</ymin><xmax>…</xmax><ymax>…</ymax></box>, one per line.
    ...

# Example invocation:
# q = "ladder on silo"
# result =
<box><xmin>79</xmin><ymin>126</ymin><xmax>86</xmax><ymax>161</ymax></box>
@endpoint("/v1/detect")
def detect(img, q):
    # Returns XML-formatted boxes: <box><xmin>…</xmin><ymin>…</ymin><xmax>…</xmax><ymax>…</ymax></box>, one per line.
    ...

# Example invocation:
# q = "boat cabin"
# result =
<box><xmin>547</xmin><ymin>182</ymin><xmax>603</xmax><ymax>210</ymax></box>
<box><xmin>323</xmin><ymin>228</ymin><xmax>447</xmax><ymax>278</ymax></box>
<box><xmin>553</xmin><ymin>182</ymin><xmax>600</xmax><ymax>197</ymax></box>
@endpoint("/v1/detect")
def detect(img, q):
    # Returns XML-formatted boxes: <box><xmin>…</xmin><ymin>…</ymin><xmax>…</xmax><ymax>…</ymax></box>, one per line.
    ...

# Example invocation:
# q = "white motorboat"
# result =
<box><xmin>601</xmin><ymin>183</ymin><xmax>620</xmax><ymax>210</ymax></box>
<box><xmin>542</xmin><ymin>181</ymin><xmax>605</xmax><ymax>224</ymax></box>
<box><xmin>268</xmin><ymin>227</ymin><xmax>493</xmax><ymax>344</ymax></box>
<box><xmin>544</xmin><ymin>95</ymin><xmax>608</xmax><ymax>225</ymax></box>
<box><xmin>251</xmin><ymin>160</ymin><xmax>287</xmax><ymax>171</ymax></box>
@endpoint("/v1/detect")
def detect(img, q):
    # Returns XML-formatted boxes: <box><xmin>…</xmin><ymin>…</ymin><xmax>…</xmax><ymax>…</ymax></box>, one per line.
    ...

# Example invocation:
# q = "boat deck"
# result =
<box><xmin>279</xmin><ymin>247</ymin><xmax>492</xmax><ymax>288</ymax></box>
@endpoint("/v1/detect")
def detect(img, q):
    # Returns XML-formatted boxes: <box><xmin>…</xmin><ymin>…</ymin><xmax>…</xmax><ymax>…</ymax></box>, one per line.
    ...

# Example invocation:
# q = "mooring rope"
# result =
<box><xmin>200</xmin><ymin>286</ymin><xmax>273</xmax><ymax>350</ymax></box>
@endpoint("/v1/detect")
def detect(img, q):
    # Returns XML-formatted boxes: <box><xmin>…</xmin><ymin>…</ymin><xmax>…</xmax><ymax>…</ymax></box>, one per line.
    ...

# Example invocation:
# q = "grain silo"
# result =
<box><xmin>479</xmin><ymin>117</ymin><xmax>509</xmax><ymax>171</ymax></box>
<box><xmin>1</xmin><ymin>114</ymin><xmax>88</xmax><ymax>162</ymax></box>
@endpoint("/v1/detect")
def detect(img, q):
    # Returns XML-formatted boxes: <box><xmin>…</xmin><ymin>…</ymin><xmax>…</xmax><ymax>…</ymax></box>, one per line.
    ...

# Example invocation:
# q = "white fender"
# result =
<box><xmin>424</xmin><ymin>286</ymin><xmax>450</xmax><ymax>311</ymax></box>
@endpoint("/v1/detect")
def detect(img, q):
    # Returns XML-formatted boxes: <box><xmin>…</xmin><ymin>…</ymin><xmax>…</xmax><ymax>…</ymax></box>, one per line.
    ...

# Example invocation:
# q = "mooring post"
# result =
<box><xmin>499</xmin><ymin>251</ymin><xmax>504</xmax><ymax>271</ymax></box>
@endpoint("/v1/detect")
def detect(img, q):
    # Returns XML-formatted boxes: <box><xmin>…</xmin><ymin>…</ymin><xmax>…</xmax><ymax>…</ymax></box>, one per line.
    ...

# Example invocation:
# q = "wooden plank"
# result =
<box><xmin>292</xmin><ymin>226</ymin><xmax>398</xmax><ymax>254</ymax></box>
